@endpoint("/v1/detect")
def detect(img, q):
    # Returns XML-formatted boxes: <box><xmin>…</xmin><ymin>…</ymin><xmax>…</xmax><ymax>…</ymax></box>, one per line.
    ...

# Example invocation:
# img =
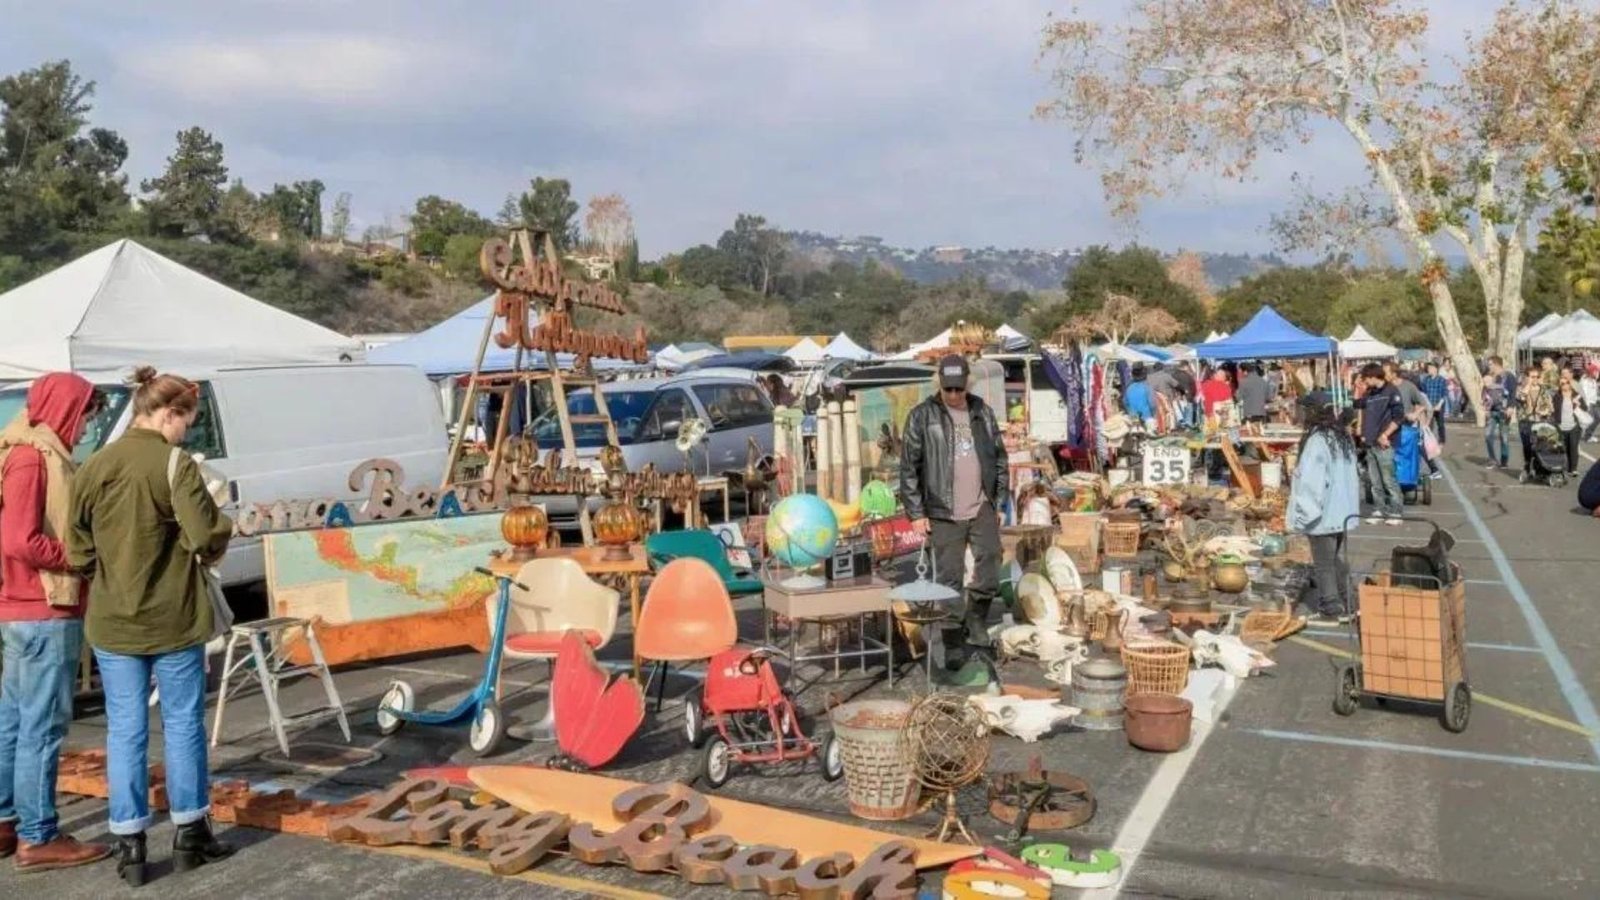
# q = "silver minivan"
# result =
<box><xmin>528</xmin><ymin>371</ymin><xmax>775</xmax><ymax>523</ymax></box>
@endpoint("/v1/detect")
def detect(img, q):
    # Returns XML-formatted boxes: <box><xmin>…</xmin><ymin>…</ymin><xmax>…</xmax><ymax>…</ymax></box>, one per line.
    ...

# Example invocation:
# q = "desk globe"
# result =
<box><xmin>765</xmin><ymin>493</ymin><xmax>839</xmax><ymax>589</ymax></box>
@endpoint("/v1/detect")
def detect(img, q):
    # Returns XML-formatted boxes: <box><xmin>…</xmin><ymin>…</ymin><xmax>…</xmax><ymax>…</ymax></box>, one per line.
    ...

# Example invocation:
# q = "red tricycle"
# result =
<box><xmin>684</xmin><ymin>646</ymin><xmax>846</xmax><ymax>787</ymax></box>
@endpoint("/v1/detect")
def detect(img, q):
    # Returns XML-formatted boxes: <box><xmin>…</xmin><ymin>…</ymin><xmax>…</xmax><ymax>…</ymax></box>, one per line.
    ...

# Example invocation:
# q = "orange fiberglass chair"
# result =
<box><xmin>634</xmin><ymin>557</ymin><xmax>739</xmax><ymax>710</ymax></box>
<box><xmin>495</xmin><ymin>557</ymin><xmax>621</xmax><ymax>740</ymax></box>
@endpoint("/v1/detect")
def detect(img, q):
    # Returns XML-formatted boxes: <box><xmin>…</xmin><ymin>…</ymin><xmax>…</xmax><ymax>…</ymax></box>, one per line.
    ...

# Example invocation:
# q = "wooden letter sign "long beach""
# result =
<box><xmin>328</xmin><ymin>778</ymin><xmax>919</xmax><ymax>898</ymax></box>
<box><xmin>480</xmin><ymin>230</ymin><xmax>649</xmax><ymax>368</ymax></box>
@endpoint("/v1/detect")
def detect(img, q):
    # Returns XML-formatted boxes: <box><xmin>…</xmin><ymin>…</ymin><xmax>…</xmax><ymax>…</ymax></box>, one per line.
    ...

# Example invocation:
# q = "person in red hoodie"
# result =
<box><xmin>0</xmin><ymin>373</ymin><xmax>110</xmax><ymax>871</ymax></box>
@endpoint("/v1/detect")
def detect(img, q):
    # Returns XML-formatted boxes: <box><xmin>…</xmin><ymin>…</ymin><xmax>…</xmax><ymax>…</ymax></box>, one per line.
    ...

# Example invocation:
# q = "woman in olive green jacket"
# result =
<box><xmin>67</xmin><ymin>367</ymin><xmax>234</xmax><ymax>885</ymax></box>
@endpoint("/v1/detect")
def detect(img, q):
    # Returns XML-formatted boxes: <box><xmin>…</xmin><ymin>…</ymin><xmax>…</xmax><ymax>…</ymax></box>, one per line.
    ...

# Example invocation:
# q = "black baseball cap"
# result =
<box><xmin>937</xmin><ymin>354</ymin><xmax>970</xmax><ymax>390</ymax></box>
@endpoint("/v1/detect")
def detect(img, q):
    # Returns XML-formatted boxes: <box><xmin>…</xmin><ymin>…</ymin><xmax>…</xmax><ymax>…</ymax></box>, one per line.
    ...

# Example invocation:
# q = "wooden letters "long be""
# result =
<box><xmin>328</xmin><ymin>778</ymin><xmax>919</xmax><ymax>899</ymax></box>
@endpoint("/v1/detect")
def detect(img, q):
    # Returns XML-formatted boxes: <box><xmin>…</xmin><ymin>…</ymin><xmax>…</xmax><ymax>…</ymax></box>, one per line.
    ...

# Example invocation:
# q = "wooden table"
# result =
<box><xmin>763</xmin><ymin>575</ymin><xmax>894</xmax><ymax>694</ymax></box>
<box><xmin>490</xmin><ymin>544</ymin><xmax>651</xmax><ymax>676</ymax></box>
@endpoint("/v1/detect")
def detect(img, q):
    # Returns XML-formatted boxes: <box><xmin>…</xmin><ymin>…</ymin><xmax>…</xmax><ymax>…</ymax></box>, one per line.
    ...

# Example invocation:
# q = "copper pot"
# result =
<box><xmin>1211</xmin><ymin>560</ymin><xmax>1250</xmax><ymax>594</ymax></box>
<box><xmin>593</xmin><ymin>499</ymin><xmax>643</xmax><ymax>561</ymax></box>
<box><xmin>501</xmin><ymin>504</ymin><xmax>549</xmax><ymax>562</ymax></box>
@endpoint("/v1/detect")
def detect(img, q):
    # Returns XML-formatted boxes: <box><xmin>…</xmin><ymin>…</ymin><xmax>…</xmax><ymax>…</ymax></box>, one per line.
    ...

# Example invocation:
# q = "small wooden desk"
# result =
<box><xmin>490</xmin><ymin>544</ymin><xmax>651</xmax><ymax>676</ymax></box>
<box><xmin>763</xmin><ymin>575</ymin><xmax>894</xmax><ymax>693</ymax></box>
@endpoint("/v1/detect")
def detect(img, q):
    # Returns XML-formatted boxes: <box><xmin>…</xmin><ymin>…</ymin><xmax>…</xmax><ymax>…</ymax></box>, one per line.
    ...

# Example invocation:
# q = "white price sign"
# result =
<box><xmin>1142</xmin><ymin>444</ymin><xmax>1190</xmax><ymax>485</ymax></box>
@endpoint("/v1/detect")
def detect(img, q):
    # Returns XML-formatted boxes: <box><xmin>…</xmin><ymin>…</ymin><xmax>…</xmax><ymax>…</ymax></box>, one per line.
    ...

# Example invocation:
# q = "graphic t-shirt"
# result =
<box><xmin>950</xmin><ymin>416</ymin><xmax>982</xmax><ymax>522</ymax></box>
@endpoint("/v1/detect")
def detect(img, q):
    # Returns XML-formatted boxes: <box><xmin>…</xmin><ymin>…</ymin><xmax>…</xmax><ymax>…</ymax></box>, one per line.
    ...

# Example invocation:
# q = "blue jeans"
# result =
<box><xmin>94</xmin><ymin>645</ymin><xmax>210</xmax><ymax>835</ymax></box>
<box><xmin>0</xmin><ymin>619</ymin><xmax>82</xmax><ymax>845</ymax></box>
<box><xmin>1364</xmin><ymin>447</ymin><xmax>1403</xmax><ymax>517</ymax></box>
<box><xmin>1485</xmin><ymin>414</ymin><xmax>1510</xmax><ymax>466</ymax></box>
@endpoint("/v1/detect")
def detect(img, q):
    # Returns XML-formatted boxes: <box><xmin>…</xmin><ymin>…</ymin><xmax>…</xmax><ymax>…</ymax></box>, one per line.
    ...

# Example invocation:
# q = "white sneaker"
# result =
<box><xmin>1364</xmin><ymin>516</ymin><xmax>1383</xmax><ymax>525</ymax></box>
<box><xmin>1385</xmin><ymin>518</ymin><xmax>1403</xmax><ymax>526</ymax></box>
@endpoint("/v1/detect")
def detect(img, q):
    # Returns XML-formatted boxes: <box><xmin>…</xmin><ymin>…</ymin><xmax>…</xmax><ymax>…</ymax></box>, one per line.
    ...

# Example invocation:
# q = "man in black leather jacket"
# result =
<box><xmin>898</xmin><ymin>354</ymin><xmax>1008</xmax><ymax>669</ymax></box>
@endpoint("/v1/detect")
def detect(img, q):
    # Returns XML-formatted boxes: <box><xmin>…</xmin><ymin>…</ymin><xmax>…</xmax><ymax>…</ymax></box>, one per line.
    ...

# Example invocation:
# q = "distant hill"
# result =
<box><xmin>783</xmin><ymin>231</ymin><xmax>1283</xmax><ymax>292</ymax></box>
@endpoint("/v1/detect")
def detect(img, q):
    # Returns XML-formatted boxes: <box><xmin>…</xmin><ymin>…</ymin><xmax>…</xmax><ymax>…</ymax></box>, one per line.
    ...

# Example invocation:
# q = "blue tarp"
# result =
<box><xmin>1193</xmin><ymin>306</ymin><xmax>1335</xmax><ymax>361</ymax></box>
<box><xmin>368</xmin><ymin>295</ymin><xmax>640</xmax><ymax>376</ymax></box>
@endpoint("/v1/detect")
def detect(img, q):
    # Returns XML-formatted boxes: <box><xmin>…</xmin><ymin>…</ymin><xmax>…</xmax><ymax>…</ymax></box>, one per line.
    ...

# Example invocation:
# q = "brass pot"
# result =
<box><xmin>1211</xmin><ymin>561</ymin><xmax>1250</xmax><ymax>594</ymax></box>
<box><xmin>1161</xmin><ymin>559</ymin><xmax>1188</xmax><ymax>583</ymax></box>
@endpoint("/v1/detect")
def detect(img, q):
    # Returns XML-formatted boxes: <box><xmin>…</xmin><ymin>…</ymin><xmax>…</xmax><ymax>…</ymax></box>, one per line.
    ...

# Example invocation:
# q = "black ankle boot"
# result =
<box><xmin>116</xmin><ymin>833</ymin><xmax>147</xmax><ymax>887</ymax></box>
<box><xmin>173</xmin><ymin>817</ymin><xmax>234</xmax><ymax>872</ymax></box>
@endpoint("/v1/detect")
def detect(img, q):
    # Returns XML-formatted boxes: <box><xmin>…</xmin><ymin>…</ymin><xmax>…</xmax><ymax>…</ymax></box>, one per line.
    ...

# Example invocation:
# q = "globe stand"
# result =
<box><xmin>779</xmin><ymin>570</ymin><xmax>827</xmax><ymax>591</ymax></box>
<box><xmin>926</xmin><ymin>792</ymin><xmax>979</xmax><ymax>845</ymax></box>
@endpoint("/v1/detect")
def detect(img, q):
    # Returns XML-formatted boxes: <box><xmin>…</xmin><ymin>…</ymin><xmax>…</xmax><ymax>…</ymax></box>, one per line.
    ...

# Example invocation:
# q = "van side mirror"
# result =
<box><xmin>659</xmin><ymin>419</ymin><xmax>682</xmax><ymax>438</ymax></box>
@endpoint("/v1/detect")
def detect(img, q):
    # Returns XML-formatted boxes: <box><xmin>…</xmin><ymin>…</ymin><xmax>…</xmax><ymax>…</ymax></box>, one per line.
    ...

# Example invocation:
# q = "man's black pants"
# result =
<box><xmin>928</xmin><ymin>501</ymin><xmax>1001</xmax><ymax>655</ymax></box>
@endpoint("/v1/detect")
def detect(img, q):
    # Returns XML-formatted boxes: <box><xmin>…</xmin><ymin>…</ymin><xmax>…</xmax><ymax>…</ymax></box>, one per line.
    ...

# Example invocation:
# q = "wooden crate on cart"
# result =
<box><xmin>1355</xmin><ymin>573</ymin><xmax>1466</xmax><ymax>702</ymax></box>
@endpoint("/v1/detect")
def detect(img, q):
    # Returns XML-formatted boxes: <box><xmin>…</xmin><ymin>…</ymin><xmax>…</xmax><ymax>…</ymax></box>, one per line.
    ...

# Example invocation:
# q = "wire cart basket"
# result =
<box><xmin>1332</xmin><ymin>517</ymin><xmax>1470</xmax><ymax>732</ymax></box>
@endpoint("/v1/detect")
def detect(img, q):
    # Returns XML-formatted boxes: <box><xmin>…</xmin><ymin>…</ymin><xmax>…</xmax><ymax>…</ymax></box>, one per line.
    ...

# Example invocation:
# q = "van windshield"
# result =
<box><xmin>530</xmin><ymin>389</ymin><xmax>655</xmax><ymax>448</ymax></box>
<box><xmin>0</xmin><ymin>384</ymin><xmax>129</xmax><ymax>463</ymax></box>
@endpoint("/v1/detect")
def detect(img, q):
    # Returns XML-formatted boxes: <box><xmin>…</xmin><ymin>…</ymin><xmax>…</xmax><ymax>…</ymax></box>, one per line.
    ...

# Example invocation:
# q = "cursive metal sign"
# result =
<box><xmin>328</xmin><ymin>777</ymin><xmax>919</xmax><ymax>898</ymax></box>
<box><xmin>480</xmin><ymin>230</ymin><xmax>648</xmax><ymax>369</ymax></box>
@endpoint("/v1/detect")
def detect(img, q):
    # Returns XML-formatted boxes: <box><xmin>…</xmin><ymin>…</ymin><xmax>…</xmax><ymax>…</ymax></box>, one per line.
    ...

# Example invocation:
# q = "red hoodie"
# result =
<box><xmin>0</xmin><ymin>372</ymin><xmax>96</xmax><ymax>621</ymax></box>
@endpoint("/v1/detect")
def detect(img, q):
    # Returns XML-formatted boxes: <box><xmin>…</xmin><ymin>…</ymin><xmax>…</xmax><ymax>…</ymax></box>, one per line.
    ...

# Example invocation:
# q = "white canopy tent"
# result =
<box><xmin>822</xmin><ymin>332</ymin><xmax>875</xmax><ymax>361</ymax></box>
<box><xmin>1203</xmin><ymin>331</ymin><xmax>1229</xmax><ymax>343</ymax></box>
<box><xmin>1092</xmin><ymin>343</ymin><xmax>1161</xmax><ymax>364</ymax></box>
<box><xmin>654</xmin><ymin>343</ymin><xmax>721</xmax><ymax>371</ymax></box>
<box><xmin>1528</xmin><ymin>309</ymin><xmax>1600</xmax><ymax>350</ymax></box>
<box><xmin>889</xmin><ymin>322</ymin><xmax>1029</xmax><ymax>360</ymax></box>
<box><xmin>1338</xmin><ymin>325</ymin><xmax>1398</xmax><ymax>360</ymax></box>
<box><xmin>783</xmin><ymin>336</ymin><xmax>826</xmax><ymax>364</ymax></box>
<box><xmin>1516</xmin><ymin>312</ymin><xmax>1566</xmax><ymax>348</ymax></box>
<box><xmin>0</xmin><ymin>240</ymin><xmax>362</xmax><ymax>381</ymax></box>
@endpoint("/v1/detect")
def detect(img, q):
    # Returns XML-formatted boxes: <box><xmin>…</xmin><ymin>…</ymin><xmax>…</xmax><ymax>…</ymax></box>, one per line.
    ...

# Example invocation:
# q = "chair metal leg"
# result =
<box><xmin>209</xmin><ymin>632</ymin><xmax>240</xmax><ymax>748</ymax></box>
<box><xmin>303</xmin><ymin>622</ymin><xmax>351</xmax><ymax>743</ymax></box>
<box><xmin>249</xmin><ymin>631</ymin><xmax>291</xmax><ymax>758</ymax></box>
<box><xmin>653</xmin><ymin>661</ymin><xmax>670</xmax><ymax>712</ymax></box>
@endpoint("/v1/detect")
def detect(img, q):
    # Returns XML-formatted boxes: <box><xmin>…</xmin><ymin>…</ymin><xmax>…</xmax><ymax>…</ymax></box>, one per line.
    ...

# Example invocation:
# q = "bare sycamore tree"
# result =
<box><xmin>1039</xmin><ymin>0</ymin><xmax>1600</xmax><ymax>423</ymax></box>
<box><xmin>1053</xmin><ymin>292</ymin><xmax>1183</xmax><ymax>347</ymax></box>
<box><xmin>584</xmin><ymin>193</ymin><xmax>635</xmax><ymax>272</ymax></box>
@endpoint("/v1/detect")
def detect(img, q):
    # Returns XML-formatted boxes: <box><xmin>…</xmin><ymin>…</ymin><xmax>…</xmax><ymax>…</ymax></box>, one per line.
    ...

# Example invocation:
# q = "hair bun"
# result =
<box><xmin>128</xmin><ymin>365</ymin><xmax>158</xmax><ymax>386</ymax></box>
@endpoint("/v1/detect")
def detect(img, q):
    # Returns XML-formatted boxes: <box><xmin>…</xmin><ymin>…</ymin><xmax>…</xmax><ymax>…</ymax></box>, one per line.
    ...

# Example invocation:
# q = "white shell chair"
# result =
<box><xmin>489</xmin><ymin>557</ymin><xmax>621</xmax><ymax>740</ymax></box>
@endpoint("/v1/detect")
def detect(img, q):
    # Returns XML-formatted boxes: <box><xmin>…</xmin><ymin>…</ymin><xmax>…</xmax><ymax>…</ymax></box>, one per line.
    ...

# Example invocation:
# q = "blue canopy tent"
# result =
<box><xmin>368</xmin><ymin>295</ymin><xmax>641</xmax><ymax>376</ymax></box>
<box><xmin>1193</xmin><ymin>306</ymin><xmax>1335</xmax><ymax>360</ymax></box>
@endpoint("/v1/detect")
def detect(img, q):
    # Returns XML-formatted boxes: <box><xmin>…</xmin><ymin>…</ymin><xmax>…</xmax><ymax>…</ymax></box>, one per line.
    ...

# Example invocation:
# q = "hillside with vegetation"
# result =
<box><xmin>2</xmin><ymin>59</ymin><xmax>1588</xmax><ymax>355</ymax></box>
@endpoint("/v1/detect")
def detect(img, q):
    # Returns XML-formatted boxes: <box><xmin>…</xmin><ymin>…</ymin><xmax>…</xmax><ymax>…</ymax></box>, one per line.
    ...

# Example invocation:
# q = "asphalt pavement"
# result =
<box><xmin>2</xmin><ymin>425</ymin><xmax>1596</xmax><ymax>898</ymax></box>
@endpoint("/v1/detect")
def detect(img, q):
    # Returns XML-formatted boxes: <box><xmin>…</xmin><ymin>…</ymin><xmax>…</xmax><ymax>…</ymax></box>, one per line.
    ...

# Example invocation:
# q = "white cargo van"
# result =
<box><xmin>0</xmin><ymin>364</ymin><xmax>449</xmax><ymax>586</ymax></box>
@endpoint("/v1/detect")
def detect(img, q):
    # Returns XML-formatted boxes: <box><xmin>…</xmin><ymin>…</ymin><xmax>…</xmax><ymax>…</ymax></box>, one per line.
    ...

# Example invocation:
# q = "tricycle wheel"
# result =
<box><xmin>1332</xmin><ymin>663</ymin><xmax>1361</xmax><ymax>717</ymax></box>
<box><xmin>701</xmin><ymin>735</ymin><xmax>733</xmax><ymax>788</ymax></box>
<box><xmin>684</xmin><ymin>688</ymin><xmax>706</xmax><ymax>748</ymax></box>
<box><xmin>376</xmin><ymin>681</ymin><xmax>413</xmax><ymax>736</ymax></box>
<box><xmin>469</xmin><ymin>700</ymin><xmax>506</xmax><ymax>757</ymax></box>
<box><xmin>820</xmin><ymin>732</ymin><xmax>845</xmax><ymax>782</ymax></box>
<box><xmin>1442</xmin><ymin>682</ymin><xmax>1471</xmax><ymax>733</ymax></box>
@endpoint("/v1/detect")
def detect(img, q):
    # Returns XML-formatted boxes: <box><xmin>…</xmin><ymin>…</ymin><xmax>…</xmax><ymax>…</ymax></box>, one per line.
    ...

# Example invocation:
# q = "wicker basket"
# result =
<box><xmin>1102</xmin><ymin>520</ymin><xmax>1142</xmax><ymax>559</ymax></box>
<box><xmin>1121</xmin><ymin>641</ymin><xmax>1191</xmax><ymax>696</ymax></box>
<box><xmin>1240</xmin><ymin>609</ymin><xmax>1293</xmax><ymax>646</ymax></box>
<box><xmin>1057</xmin><ymin>512</ymin><xmax>1101</xmax><ymax>551</ymax></box>
<box><xmin>829</xmin><ymin>699</ymin><xmax>921</xmax><ymax>821</ymax></box>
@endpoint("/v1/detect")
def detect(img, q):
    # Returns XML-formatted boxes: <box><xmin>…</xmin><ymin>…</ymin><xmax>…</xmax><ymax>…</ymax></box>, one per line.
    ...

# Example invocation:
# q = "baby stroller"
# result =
<box><xmin>1519</xmin><ymin>422</ymin><xmax>1569</xmax><ymax>487</ymax></box>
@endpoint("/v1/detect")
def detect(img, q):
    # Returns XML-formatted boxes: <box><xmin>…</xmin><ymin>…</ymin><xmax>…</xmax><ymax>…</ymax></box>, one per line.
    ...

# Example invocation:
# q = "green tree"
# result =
<box><xmin>141</xmin><ymin>127</ymin><xmax>229</xmax><ymax>238</ymax></box>
<box><xmin>0</xmin><ymin>60</ymin><xmax>128</xmax><ymax>254</ymax></box>
<box><xmin>442</xmin><ymin>233</ymin><xmax>486</xmax><ymax>280</ymax></box>
<box><xmin>514</xmin><ymin>177</ymin><xmax>580</xmax><ymax>249</ymax></box>
<box><xmin>716</xmin><ymin>213</ymin><xmax>787</xmax><ymax>296</ymax></box>
<box><xmin>328</xmin><ymin>191</ymin><xmax>352</xmax><ymax>242</ymax></box>
<box><xmin>409</xmin><ymin>194</ymin><xmax>493</xmax><ymax>257</ymax></box>
<box><xmin>1212</xmin><ymin>265</ymin><xmax>1349</xmax><ymax>334</ymax></box>
<box><xmin>1040</xmin><ymin>245</ymin><xmax>1206</xmax><ymax>338</ymax></box>
<box><xmin>677</xmin><ymin>244</ymin><xmax>738</xmax><ymax>288</ymax></box>
<box><xmin>1325</xmin><ymin>273</ymin><xmax>1438</xmax><ymax>350</ymax></box>
<box><xmin>257</xmin><ymin>180</ymin><xmax>325</xmax><ymax>240</ymax></box>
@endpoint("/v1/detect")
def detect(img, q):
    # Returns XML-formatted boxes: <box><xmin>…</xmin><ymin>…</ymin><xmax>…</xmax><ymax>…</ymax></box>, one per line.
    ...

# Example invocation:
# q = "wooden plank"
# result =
<box><xmin>1220</xmin><ymin>440</ymin><xmax>1257</xmax><ymax>500</ymax></box>
<box><xmin>285</xmin><ymin>603</ymin><xmax>489</xmax><ymax>667</ymax></box>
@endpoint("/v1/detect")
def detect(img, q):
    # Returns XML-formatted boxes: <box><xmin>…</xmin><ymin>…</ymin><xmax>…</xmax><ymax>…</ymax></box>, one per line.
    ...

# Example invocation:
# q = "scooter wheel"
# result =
<box><xmin>1332</xmin><ymin>663</ymin><xmax>1361</xmax><ymax>717</ymax></box>
<box><xmin>469</xmin><ymin>700</ymin><xmax>506</xmax><ymax>757</ymax></box>
<box><xmin>819</xmin><ymin>732</ymin><xmax>845</xmax><ymax>782</ymax></box>
<box><xmin>377</xmin><ymin>681</ymin><xmax>413</xmax><ymax>736</ymax></box>
<box><xmin>701</xmin><ymin>735</ymin><xmax>734</xmax><ymax>788</ymax></box>
<box><xmin>684</xmin><ymin>688</ymin><xmax>706</xmax><ymax>748</ymax></box>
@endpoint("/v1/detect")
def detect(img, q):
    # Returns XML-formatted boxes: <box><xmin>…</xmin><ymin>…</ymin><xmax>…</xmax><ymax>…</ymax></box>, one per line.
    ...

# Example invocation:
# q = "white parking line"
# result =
<box><xmin>1086</xmin><ymin>680</ymin><xmax>1241</xmax><ymax>898</ymax></box>
<box><xmin>1439</xmin><ymin>463</ymin><xmax>1600</xmax><ymax>762</ymax></box>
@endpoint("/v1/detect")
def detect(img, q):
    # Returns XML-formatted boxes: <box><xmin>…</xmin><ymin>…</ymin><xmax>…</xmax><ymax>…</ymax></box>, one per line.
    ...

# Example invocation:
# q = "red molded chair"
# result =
<box><xmin>495</xmin><ymin>557</ymin><xmax>620</xmax><ymax>739</ymax></box>
<box><xmin>634</xmin><ymin>557</ymin><xmax>739</xmax><ymax>710</ymax></box>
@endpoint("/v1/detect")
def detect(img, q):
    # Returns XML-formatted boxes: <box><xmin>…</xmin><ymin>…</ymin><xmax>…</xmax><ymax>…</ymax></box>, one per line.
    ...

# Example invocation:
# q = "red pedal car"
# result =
<box><xmin>684</xmin><ymin>646</ymin><xmax>845</xmax><ymax>787</ymax></box>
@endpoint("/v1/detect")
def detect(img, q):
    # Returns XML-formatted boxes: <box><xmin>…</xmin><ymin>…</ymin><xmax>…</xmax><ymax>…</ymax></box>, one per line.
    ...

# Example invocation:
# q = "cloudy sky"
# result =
<box><xmin>2</xmin><ymin>0</ymin><xmax>1502</xmax><ymax>257</ymax></box>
